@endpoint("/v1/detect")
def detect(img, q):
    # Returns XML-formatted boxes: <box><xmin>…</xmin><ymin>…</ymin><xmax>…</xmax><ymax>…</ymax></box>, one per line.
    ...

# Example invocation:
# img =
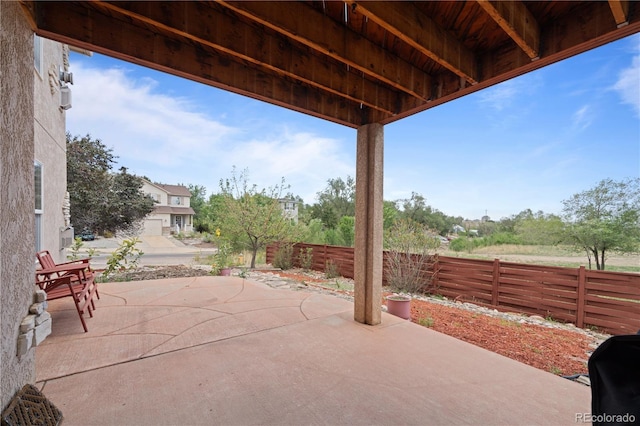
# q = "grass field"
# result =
<box><xmin>441</xmin><ymin>244</ymin><xmax>640</xmax><ymax>273</ymax></box>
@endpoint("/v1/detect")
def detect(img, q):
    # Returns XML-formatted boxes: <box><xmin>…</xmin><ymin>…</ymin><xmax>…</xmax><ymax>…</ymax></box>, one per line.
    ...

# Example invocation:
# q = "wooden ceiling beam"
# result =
<box><xmin>218</xmin><ymin>1</ymin><xmax>431</xmax><ymax>101</ymax></box>
<box><xmin>476</xmin><ymin>0</ymin><xmax>540</xmax><ymax>60</ymax></box>
<box><xmin>27</xmin><ymin>1</ymin><xmax>384</xmax><ymax>127</ymax></box>
<box><xmin>608</xmin><ymin>0</ymin><xmax>630</xmax><ymax>27</ymax></box>
<box><xmin>348</xmin><ymin>1</ymin><xmax>478</xmax><ymax>84</ymax></box>
<box><xmin>382</xmin><ymin>1</ymin><xmax>640</xmax><ymax>124</ymax></box>
<box><xmin>96</xmin><ymin>1</ymin><xmax>419</xmax><ymax>117</ymax></box>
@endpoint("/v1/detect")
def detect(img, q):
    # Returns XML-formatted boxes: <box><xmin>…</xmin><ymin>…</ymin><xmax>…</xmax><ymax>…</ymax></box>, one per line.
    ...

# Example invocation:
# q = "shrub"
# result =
<box><xmin>385</xmin><ymin>219</ymin><xmax>439</xmax><ymax>294</ymax></box>
<box><xmin>298</xmin><ymin>247</ymin><xmax>314</xmax><ymax>271</ymax></box>
<box><xmin>449</xmin><ymin>237</ymin><xmax>485</xmax><ymax>252</ymax></box>
<box><xmin>325</xmin><ymin>259</ymin><xmax>340</xmax><ymax>279</ymax></box>
<box><xmin>272</xmin><ymin>243</ymin><xmax>294</xmax><ymax>270</ymax></box>
<box><xmin>102</xmin><ymin>237</ymin><xmax>143</xmax><ymax>279</ymax></box>
<box><xmin>202</xmin><ymin>232</ymin><xmax>216</xmax><ymax>244</ymax></box>
<box><xmin>324</xmin><ymin>228</ymin><xmax>344</xmax><ymax>246</ymax></box>
<box><xmin>449</xmin><ymin>237</ymin><xmax>469</xmax><ymax>252</ymax></box>
<box><xmin>213</xmin><ymin>241</ymin><xmax>232</xmax><ymax>272</ymax></box>
<box><xmin>486</xmin><ymin>232</ymin><xmax>522</xmax><ymax>246</ymax></box>
<box><xmin>418</xmin><ymin>317</ymin><xmax>434</xmax><ymax>328</ymax></box>
<box><xmin>67</xmin><ymin>237</ymin><xmax>85</xmax><ymax>261</ymax></box>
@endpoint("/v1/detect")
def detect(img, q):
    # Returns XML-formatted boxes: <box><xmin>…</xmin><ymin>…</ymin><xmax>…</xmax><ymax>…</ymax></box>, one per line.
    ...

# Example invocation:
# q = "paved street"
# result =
<box><xmin>79</xmin><ymin>235</ymin><xmax>216</xmax><ymax>268</ymax></box>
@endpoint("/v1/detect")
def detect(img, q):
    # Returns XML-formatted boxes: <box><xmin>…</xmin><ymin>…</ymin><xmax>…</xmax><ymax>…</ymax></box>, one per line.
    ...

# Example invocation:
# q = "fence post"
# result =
<box><xmin>492</xmin><ymin>258</ymin><xmax>500</xmax><ymax>306</ymax></box>
<box><xmin>432</xmin><ymin>254</ymin><xmax>439</xmax><ymax>291</ymax></box>
<box><xmin>576</xmin><ymin>266</ymin><xmax>586</xmax><ymax>328</ymax></box>
<box><xmin>324</xmin><ymin>245</ymin><xmax>327</xmax><ymax>267</ymax></box>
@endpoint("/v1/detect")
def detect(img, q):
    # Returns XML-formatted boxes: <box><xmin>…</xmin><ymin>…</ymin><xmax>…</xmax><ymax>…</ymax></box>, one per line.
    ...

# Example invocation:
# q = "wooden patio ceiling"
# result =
<box><xmin>21</xmin><ymin>1</ymin><xmax>640</xmax><ymax>128</ymax></box>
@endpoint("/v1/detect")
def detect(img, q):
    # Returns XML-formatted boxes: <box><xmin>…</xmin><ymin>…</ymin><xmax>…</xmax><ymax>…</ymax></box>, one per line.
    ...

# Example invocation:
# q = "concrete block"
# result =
<box><xmin>20</xmin><ymin>315</ymin><xmax>36</xmax><ymax>333</ymax></box>
<box><xmin>29</xmin><ymin>302</ymin><xmax>44</xmax><ymax>315</ymax></box>
<box><xmin>33</xmin><ymin>319</ymin><xmax>52</xmax><ymax>346</ymax></box>
<box><xmin>17</xmin><ymin>330</ymin><xmax>34</xmax><ymax>356</ymax></box>
<box><xmin>34</xmin><ymin>289</ymin><xmax>47</xmax><ymax>302</ymax></box>
<box><xmin>35</xmin><ymin>311</ymin><xmax>51</xmax><ymax>325</ymax></box>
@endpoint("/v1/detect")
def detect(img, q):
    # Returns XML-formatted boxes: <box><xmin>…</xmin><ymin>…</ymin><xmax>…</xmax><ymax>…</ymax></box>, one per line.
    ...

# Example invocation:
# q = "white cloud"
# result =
<box><xmin>478</xmin><ymin>80</ymin><xmax>518</xmax><ymax>111</ymax></box>
<box><xmin>477</xmin><ymin>74</ymin><xmax>542</xmax><ymax>112</ymax></box>
<box><xmin>571</xmin><ymin>104</ymin><xmax>593</xmax><ymax>131</ymax></box>
<box><xmin>66</xmin><ymin>61</ymin><xmax>353</xmax><ymax>204</ymax></box>
<box><xmin>613</xmin><ymin>55</ymin><xmax>640</xmax><ymax>118</ymax></box>
<box><xmin>68</xmin><ymin>63</ymin><xmax>236</xmax><ymax>166</ymax></box>
<box><xmin>218</xmin><ymin>129</ymin><xmax>355</xmax><ymax>203</ymax></box>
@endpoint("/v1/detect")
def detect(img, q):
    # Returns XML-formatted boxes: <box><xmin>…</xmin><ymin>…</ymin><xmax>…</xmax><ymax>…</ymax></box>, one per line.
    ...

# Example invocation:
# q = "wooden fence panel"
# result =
<box><xmin>584</xmin><ymin>270</ymin><xmax>640</xmax><ymax>334</ymax></box>
<box><xmin>495</xmin><ymin>262</ymin><xmax>579</xmax><ymax>321</ymax></box>
<box><xmin>265</xmin><ymin>243</ymin><xmax>640</xmax><ymax>334</ymax></box>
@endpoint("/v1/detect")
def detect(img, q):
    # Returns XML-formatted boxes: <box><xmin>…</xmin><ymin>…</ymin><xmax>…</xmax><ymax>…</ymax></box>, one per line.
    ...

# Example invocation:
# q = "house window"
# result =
<box><xmin>150</xmin><ymin>193</ymin><xmax>160</xmax><ymax>202</ymax></box>
<box><xmin>35</xmin><ymin>161</ymin><xmax>43</xmax><ymax>252</ymax></box>
<box><xmin>171</xmin><ymin>196</ymin><xmax>181</xmax><ymax>205</ymax></box>
<box><xmin>34</xmin><ymin>35</ymin><xmax>43</xmax><ymax>76</ymax></box>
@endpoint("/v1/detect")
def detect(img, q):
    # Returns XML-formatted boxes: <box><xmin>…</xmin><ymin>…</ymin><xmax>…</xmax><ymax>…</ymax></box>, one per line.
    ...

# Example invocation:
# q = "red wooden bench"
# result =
<box><xmin>35</xmin><ymin>251</ymin><xmax>99</xmax><ymax>332</ymax></box>
<box><xmin>36</xmin><ymin>250</ymin><xmax>99</xmax><ymax>299</ymax></box>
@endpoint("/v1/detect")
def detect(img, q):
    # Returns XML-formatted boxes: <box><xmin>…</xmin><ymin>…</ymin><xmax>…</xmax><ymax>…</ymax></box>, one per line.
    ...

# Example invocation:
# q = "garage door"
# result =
<box><xmin>142</xmin><ymin>219</ymin><xmax>163</xmax><ymax>236</ymax></box>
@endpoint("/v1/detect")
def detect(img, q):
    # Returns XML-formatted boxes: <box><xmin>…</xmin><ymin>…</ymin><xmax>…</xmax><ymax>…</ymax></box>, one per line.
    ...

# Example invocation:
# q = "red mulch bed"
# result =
<box><xmin>409</xmin><ymin>298</ymin><xmax>592</xmax><ymax>376</ymax></box>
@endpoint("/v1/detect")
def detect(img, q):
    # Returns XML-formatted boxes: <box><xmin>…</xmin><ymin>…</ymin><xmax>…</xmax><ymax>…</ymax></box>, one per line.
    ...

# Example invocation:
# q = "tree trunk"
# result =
<box><xmin>600</xmin><ymin>250</ymin><xmax>606</xmax><ymax>271</ymax></box>
<box><xmin>593</xmin><ymin>248</ymin><xmax>602</xmax><ymax>270</ymax></box>
<box><xmin>250</xmin><ymin>249</ymin><xmax>257</xmax><ymax>269</ymax></box>
<box><xmin>250</xmin><ymin>236</ymin><xmax>259</xmax><ymax>269</ymax></box>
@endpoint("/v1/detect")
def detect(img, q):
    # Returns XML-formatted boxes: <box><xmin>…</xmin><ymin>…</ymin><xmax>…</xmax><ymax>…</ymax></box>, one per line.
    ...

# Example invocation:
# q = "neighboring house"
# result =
<box><xmin>452</xmin><ymin>224</ymin><xmax>465</xmax><ymax>234</ymax></box>
<box><xmin>33</xmin><ymin>35</ymin><xmax>74</xmax><ymax>263</ymax></box>
<box><xmin>141</xmin><ymin>180</ymin><xmax>195</xmax><ymax>235</ymax></box>
<box><xmin>278</xmin><ymin>198</ymin><xmax>299</xmax><ymax>224</ymax></box>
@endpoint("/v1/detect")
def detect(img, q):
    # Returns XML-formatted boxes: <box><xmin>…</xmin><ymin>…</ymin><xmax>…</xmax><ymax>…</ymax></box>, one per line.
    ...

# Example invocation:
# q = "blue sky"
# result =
<box><xmin>67</xmin><ymin>34</ymin><xmax>639</xmax><ymax>221</ymax></box>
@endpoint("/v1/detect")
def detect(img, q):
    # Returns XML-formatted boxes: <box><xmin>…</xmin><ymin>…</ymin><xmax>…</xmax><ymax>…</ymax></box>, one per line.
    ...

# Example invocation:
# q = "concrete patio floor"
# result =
<box><xmin>36</xmin><ymin>276</ymin><xmax>590</xmax><ymax>425</ymax></box>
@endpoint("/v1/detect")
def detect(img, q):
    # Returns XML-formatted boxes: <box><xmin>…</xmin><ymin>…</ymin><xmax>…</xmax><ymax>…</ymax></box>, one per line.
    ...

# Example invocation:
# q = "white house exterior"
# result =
<box><xmin>34</xmin><ymin>36</ymin><xmax>72</xmax><ymax>263</ymax></box>
<box><xmin>141</xmin><ymin>181</ymin><xmax>195</xmax><ymax>235</ymax></box>
<box><xmin>278</xmin><ymin>198</ymin><xmax>299</xmax><ymax>224</ymax></box>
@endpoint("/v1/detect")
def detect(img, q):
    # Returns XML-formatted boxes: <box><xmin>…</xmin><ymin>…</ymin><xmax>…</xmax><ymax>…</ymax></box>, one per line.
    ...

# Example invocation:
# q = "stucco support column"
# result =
<box><xmin>354</xmin><ymin>123</ymin><xmax>383</xmax><ymax>325</ymax></box>
<box><xmin>0</xmin><ymin>2</ymin><xmax>36</xmax><ymax>410</ymax></box>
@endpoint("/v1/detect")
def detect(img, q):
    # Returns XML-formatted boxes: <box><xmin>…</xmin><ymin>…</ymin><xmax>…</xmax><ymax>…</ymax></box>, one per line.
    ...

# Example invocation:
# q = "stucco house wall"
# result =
<box><xmin>34</xmin><ymin>36</ymin><xmax>69</xmax><ymax>264</ymax></box>
<box><xmin>0</xmin><ymin>1</ymin><xmax>37</xmax><ymax>411</ymax></box>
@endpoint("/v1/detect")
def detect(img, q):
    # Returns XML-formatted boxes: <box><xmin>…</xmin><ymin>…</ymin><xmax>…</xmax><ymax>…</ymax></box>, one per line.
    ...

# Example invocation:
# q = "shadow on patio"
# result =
<box><xmin>36</xmin><ymin>277</ymin><xmax>589</xmax><ymax>425</ymax></box>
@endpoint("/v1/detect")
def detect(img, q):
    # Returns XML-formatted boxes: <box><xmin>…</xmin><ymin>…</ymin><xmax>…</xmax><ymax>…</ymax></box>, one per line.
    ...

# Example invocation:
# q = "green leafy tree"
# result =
<box><xmin>400</xmin><ymin>192</ymin><xmax>429</xmax><ymax>224</ymax></box>
<box><xmin>204</xmin><ymin>193</ymin><xmax>226</xmax><ymax>229</ymax></box>
<box><xmin>218</xmin><ymin>168</ymin><xmax>299</xmax><ymax>268</ymax></box>
<box><xmin>383</xmin><ymin>200</ymin><xmax>399</xmax><ymax>230</ymax></box>
<box><xmin>398</xmin><ymin>192</ymin><xmax>459</xmax><ymax>235</ymax></box>
<box><xmin>67</xmin><ymin>133</ymin><xmax>114</xmax><ymax>232</ymax></box>
<box><xmin>313</xmin><ymin>176</ymin><xmax>355</xmax><ymax>225</ymax></box>
<box><xmin>187</xmin><ymin>184</ymin><xmax>209</xmax><ymax>232</ymax></box>
<box><xmin>300</xmin><ymin>218</ymin><xmax>325</xmax><ymax>244</ymax></box>
<box><xmin>296</xmin><ymin>201</ymin><xmax>314</xmax><ymax>225</ymax></box>
<box><xmin>562</xmin><ymin>178</ymin><xmax>640</xmax><ymax>270</ymax></box>
<box><xmin>67</xmin><ymin>134</ymin><xmax>153</xmax><ymax>235</ymax></box>
<box><xmin>337</xmin><ymin>216</ymin><xmax>355</xmax><ymax>247</ymax></box>
<box><xmin>310</xmin><ymin>202</ymin><xmax>339</xmax><ymax>230</ymax></box>
<box><xmin>104</xmin><ymin>167</ymin><xmax>155</xmax><ymax>235</ymax></box>
<box><xmin>515</xmin><ymin>212</ymin><xmax>564</xmax><ymax>245</ymax></box>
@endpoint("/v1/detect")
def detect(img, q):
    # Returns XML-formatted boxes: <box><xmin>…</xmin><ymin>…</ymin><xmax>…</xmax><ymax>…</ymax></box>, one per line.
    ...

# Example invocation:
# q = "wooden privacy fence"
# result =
<box><xmin>266</xmin><ymin>242</ymin><xmax>640</xmax><ymax>335</ymax></box>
